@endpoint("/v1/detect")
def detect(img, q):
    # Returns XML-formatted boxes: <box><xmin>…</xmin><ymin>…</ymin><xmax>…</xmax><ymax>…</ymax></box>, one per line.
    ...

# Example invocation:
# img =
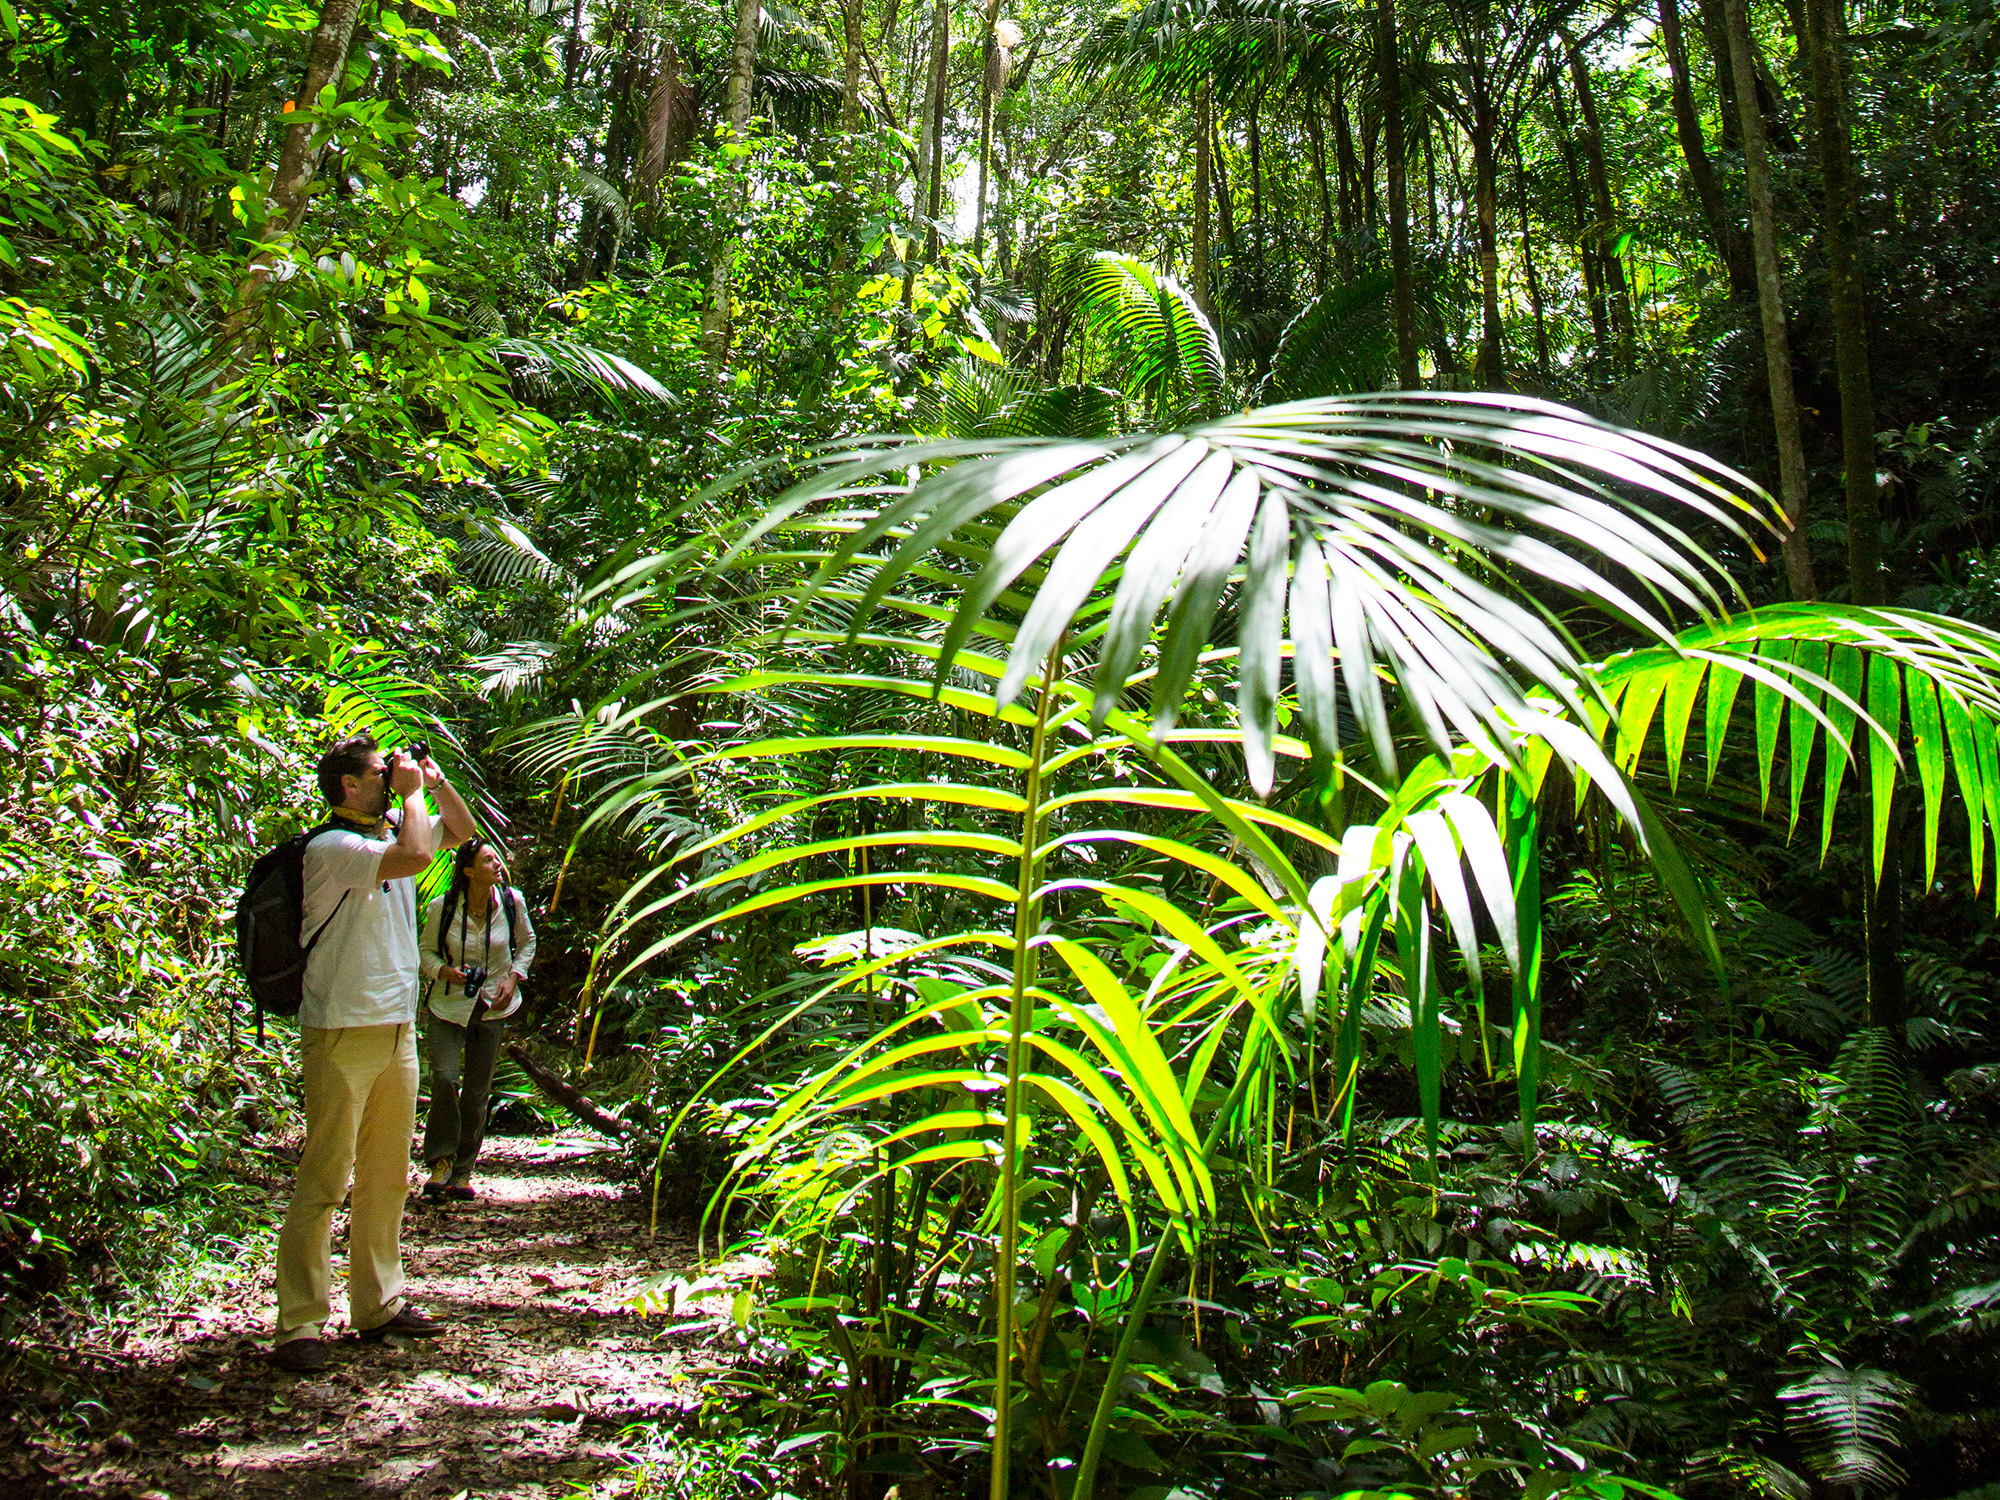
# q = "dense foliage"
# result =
<box><xmin>5</xmin><ymin>0</ymin><xmax>2000</xmax><ymax>1497</ymax></box>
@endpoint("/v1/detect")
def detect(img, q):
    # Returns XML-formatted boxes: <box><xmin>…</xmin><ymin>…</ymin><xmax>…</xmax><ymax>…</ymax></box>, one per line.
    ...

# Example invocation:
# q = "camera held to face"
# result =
<box><xmin>380</xmin><ymin>741</ymin><xmax>431</xmax><ymax>791</ymax></box>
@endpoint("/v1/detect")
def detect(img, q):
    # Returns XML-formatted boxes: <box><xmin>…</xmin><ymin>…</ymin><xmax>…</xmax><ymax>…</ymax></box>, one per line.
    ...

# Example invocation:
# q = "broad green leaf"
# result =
<box><xmin>1823</xmin><ymin>646</ymin><xmax>1864</xmax><ymax>860</ymax></box>
<box><xmin>1909</xmin><ymin>670</ymin><xmax>1945</xmax><ymax>885</ymax></box>
<box><xmin>1942</xmin><ymin>690</ymin><xmax>1987</xmax><ymax>891</ymax></box>
<box><xmin>1868</xmin><ymin>655</ymin><xmax>1904</xmax><ymax>885</ymax></box>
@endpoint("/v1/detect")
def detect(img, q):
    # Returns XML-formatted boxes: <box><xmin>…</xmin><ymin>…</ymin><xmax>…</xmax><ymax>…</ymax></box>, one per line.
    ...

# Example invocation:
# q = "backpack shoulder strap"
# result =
<box><xmin>300</xmin><ymin>821</ymin><xmax>352</xmax><ymax>954</ymax></box>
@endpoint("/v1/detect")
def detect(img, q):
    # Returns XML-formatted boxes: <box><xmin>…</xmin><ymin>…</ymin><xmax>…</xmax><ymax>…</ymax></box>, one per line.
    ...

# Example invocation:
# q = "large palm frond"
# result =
<box><xmin>1066</xmin><ymin>251</ymin><xmax>1226</xmax><ymax>422</ymax></box>
<box><xmin>1262</xmin><ymin>267</ymin><xmax>1427</xmax><ymax>400</ymax></box>
<box><xmin>722</xmin><ymin>392</ymin><xmax>1776</xmax><ymax>796</ymax></box>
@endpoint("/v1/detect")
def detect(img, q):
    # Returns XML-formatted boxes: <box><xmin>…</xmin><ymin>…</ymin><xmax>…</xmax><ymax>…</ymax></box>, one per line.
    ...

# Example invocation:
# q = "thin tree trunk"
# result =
<box><xmin>972</xmin><ymin>0</ymin><xmax>1004</xmax><ymax>256</ymax></box>
<box><xmin>924</xmin><ymin>0</ymin><xmax>949</xmax><ymax>243</ymax></box>
<box><xmin>1562</xmin><ymin>30</ymin><xmax>1635</xmax><ymax>366</ymax></box>
<box><xmin>840</xmin><ymin>0</ymin><xmax>865</xmax><ymax>133</ymax></box>
<box><xmin>1191</xmin><ymin>84</ymin><xmax>1214</xmax><ymax>320</ymax></box>
<box><xmin>1376</xmin><ymin>0</ymin><xmax>1420</xmax><ymax>387</ymax></box>
<box><xmin>1660</xmin><ymin>0</ymin><xmax>1754</xmax><ymax>298</ymax></box>
<box><xmin>913</xmin><ymin>0</ymin><xmax>945</xmax><ymax>235</ymax></box>
<box><xmin>1332</xmin><ymin>66</ymin><xmax>1359</xmax><ymax>278</ymax></box>
<box><xmin>1305</xmin><ymin>106</ymin><xmax>1333</xmax><ymax>293</ymax></box>
<box><xmin>1213</xmin><ymin>120</ymin><xmax>1238</xmax><ymax>261</ymax></box>
<box><xmin>1472</xmin><ymin>101</ymin><xmax>1503</xmax><ymax>386</ymax></box>
<box><xmin>826</xmin><ymin>0</ymin><xmax>867</xmax><ymax>324</ymax></box>
<box><xmin>1512</xmin><ymin>128</ymin><xmax>1550</xmax><ymax>379</ymax></box>
<box><xmin>1803</xmin><ymin>0</ymin><xmax>1897</xmax><ymax>1030</ymax></box>
<box><xmin>1697</xmin><ymin>0</ymin><xmax>1745</xmax><ymax>152</ymax></box>
<box><xmin>702</xmin><ymin>0</ymin><xmax>761</xmax><ymax>363</ymax></box>
<box><xmin>1360</xmin><ymin>103</ymin><xmax>1379</xmax><ymax>230</ymax></box>
<box><xmin>222</xmin><ymin>0</ymin><xmax>365</xmax><ymax>355</ymax></box>
<box><xmin>1802</xmin><ymin>0</ymin><xmax>1882</xmax><ymax>602</ymax></box>
<box><xmin>1549</xmin><ymin>75</ymin><xmax>1612</xmax><ymax>368</ymax></box>
<box><xmin>1725</xmin><ymin>0</ymin><xmax>1817</xmax><ymax>601</ymax></box>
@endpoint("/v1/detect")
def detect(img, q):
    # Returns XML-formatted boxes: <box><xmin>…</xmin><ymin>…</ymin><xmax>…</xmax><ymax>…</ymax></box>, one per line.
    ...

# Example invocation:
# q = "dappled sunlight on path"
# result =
<box><xmin>13</xmin><ymin>1135</ymin><xmax>731</xmax><ymax>1499</ymax></box>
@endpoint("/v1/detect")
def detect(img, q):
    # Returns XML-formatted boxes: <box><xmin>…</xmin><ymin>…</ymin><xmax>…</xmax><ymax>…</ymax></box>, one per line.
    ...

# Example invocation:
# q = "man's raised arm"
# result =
<box><xmin>420</xmin><ymin>757</ymin><xmax>475</xmax><ymax>853</ymax></box>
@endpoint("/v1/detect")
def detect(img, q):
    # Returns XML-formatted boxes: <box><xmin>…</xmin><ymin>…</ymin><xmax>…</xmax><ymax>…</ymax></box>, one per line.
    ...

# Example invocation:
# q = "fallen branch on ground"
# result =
<box><xmin>505</xmin><ymin>1043</ymin><xmax>660</xmax><ymax>1156</ymax></box>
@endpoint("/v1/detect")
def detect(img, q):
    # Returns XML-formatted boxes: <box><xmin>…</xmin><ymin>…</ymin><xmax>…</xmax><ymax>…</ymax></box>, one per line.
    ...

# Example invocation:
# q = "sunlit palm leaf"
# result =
<box><xmin>726</xmin><ymin>392</ymin><xmax>1776</xmax><ymax>796</ymax></box>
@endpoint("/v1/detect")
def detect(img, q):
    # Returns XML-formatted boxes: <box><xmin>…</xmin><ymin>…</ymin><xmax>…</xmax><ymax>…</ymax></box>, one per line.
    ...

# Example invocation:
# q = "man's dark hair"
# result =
<box><xmin>317</xmin><ymin>734</ymin><xmax>380</xmax><ymax>805</ymax></box>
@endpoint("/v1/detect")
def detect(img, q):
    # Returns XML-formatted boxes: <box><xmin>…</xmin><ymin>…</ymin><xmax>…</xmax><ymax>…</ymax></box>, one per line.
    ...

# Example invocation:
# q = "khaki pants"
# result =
<box><xmin>275</xmin><ymin>1023</ymin><xmax>418</xmax><ymax>1342</ymax></box>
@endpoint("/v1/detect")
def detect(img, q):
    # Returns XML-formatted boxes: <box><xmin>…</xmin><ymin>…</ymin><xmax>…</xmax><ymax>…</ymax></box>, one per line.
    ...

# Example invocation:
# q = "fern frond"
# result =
<box><xmin>1776</xmin><ymin>1363</ymin><xmax>1910</xmax><ymax>1490</ymax></box>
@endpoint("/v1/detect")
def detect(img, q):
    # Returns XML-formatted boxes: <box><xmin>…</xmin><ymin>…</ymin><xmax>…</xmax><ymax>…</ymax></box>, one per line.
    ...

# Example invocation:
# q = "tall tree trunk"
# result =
<box><xmin>702</xmin><ymin>0</ymin><xmax>761</xmax><ymax>364</ymax></box>
<box><xmin>1697</xmin><ymin>0</ymin><xmax>1745</xmax><ymax>152</ymax></box>
<box><xmin>1803</xmin><ymin>0</ymin><xmax>1897</xmax><ymax>1031</ymax></box>
<box><xmin>1305</xmin><ymin>106</ymin><xmax>1332</xmax><ymax>292</ymax></box>
<box><xmin>1803</xmin><ymin>0</ymin><xmax>1882</xmax><ymax>603</ymax></box>
<box><xmin>1375</xmin><ymin>0</ymin><xmax>1420</xmax><ymax>387</ymax></box>
<box><xmin>1191</xmin><ymin>84</ymin><xmax>1214</xmax><ymax>321</ymax></box>
<box><xmin>840</xmin><ymin>0</ymin><xmax>865</xmax><ymax>134</ymax></box>
<box><xmin>1332</xmin><ymin>67</ymin><xmax>1359</xmax><ymax>278</ymax></box>
<box><xmin>1471</xmin><ymin>98</ymin><xmax>1503</xmax><ymax>386</ymax></box>
<box><xmin>1248</xmin><ymin>89</ymin><xmax>1264</xmax><ymax>237</ymax></box>
<box><xmin>913</xmin><ymin>0</ymin><xmax>946</xmax><ymax>239</ymax></box>
<box><xmin>224</xmin><ymin>0</ymin><xmax>364</xmax><ymax>353</ymax></box>
<box><xmin>1549</xmin><ymin>71</ymin><xmax>1613</xmax><ymax>368</ymax></box>
<box><xmin>1660</xmin><ymin>0</ymin><xmax>1754</xmax><ymax>298</ymax></box>
<box><xmin>1360</xmin><ymin>103</ymin><xmax>1379</xmax><ymax>230</ymax></box>
<box><xmin>972</xmin><ymin>0</ymin><xmax>1005</xmax><ymax>256</ymax></box>
<box><xmin>1725</xmin><ymin>0</ymin><xmax>1817</xmax><ymax>601</ymax></box>
<box><xmin>565</xmin><ymin>0</ymin><xmax>585</xmax><ymax>88</ymax></box>
<box><xmin>1213</xmin><ymin>120</ymin><xmax>1238</xmax><ymax>261</ymax></box>
<box><xmin>1562</xmin><ymin>30</ymin><xmax>1635</xmax><ymax>367</ymax></box>
<box><xmin>1512</xmin><ymin>128</ymin><xmax>1550</xmax><ymax>379</ymax></box>
<box><xmin>268</xmin><ymin>0</ymin><xmax>366</xmax><ymax>231</ymax></box>
<box><xmin>923</xmin><ymin>0</ymin><xmax>950</xmax><ymax>245</ymax></box>
<box><xmin>825</xmin><ymin>0</ymin><xmax>867</xmax><ymax>325</ymax></box>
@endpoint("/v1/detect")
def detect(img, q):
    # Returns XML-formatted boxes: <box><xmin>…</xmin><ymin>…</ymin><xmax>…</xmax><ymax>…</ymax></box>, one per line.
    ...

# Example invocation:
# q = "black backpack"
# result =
<box><xmin>234</xmin><ymin>821</ymin><xmax>349</xmax><ymax>1041</ymax></box>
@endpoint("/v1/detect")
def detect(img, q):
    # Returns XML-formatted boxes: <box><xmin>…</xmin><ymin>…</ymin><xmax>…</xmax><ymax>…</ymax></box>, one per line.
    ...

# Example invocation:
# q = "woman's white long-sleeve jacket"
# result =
<box><xmin>420</xmin><ymin>887</ymin><xmax>535</xmax><ymax>1025</ymax></box>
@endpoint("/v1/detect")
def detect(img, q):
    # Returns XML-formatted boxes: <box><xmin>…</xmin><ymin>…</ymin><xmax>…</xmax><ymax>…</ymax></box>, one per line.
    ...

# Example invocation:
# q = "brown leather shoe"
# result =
<box><xmin>358</xmin><ymin>1305</ymin><xmax>445</xmax><ymax>1343</ymax></box>
<box><xmin>270</xmin><ymin>1337</ymin><xmax>328</xmax><ymax>1373</ymax></box>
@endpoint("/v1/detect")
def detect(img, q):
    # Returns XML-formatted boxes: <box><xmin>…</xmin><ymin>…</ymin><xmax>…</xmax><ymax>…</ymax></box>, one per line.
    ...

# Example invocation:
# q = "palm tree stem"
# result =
<box><xmin>1073</xmin><ymin>1061</ymin><xmax>1258</xmax><ymax>1500</ymax></box>
<box><xmin>990</xmin><ymin>639</ymin><xmax>1062</xmax><ymax>1500</ymax></box>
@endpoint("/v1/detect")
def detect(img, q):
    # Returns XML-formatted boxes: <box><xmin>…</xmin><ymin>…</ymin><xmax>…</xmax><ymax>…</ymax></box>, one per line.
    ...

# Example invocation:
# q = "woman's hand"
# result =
<box><xmin>492</xmin><ymin>973</ymin><xmax>519</xmax><ymax>1005</ymax></box>
<box><xmin>441</xmin><ymin>966</ymin><xmax>468</xmax><ymax>985</ymax></box>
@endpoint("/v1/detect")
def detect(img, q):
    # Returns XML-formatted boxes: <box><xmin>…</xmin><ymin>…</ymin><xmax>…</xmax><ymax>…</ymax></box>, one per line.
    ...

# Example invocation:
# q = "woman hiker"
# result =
<box><xmin>418</xmin><ymin>839</ymin><xmax>535</xmax><ymax>1202</ymax></box>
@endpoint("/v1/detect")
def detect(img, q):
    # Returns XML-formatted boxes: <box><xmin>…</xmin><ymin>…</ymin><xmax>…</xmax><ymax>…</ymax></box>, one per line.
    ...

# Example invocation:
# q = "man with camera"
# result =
<box><xmin>271</xmin><ymin>733</ymin><xmax>475</xmax><ymax>1373</ymax></box>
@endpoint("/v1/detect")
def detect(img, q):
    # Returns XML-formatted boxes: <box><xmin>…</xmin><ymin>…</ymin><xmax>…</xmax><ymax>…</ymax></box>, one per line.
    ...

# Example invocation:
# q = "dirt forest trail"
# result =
<box><xmin>15</xmin><ymin>1135</ymin><xmax>726</xmax><ymax>1500</ymax></box>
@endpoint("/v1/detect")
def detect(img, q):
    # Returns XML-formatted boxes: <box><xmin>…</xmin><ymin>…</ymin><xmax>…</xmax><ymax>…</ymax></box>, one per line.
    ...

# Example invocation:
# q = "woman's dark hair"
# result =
<box><xmin>436</xmin><ymin>838</ymin><xmax>504</xmax><ymax>958</ymax></box>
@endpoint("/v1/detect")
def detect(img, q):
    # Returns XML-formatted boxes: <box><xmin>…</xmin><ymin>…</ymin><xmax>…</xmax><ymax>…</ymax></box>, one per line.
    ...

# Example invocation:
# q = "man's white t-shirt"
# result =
<box><xmin>299</xmin><ymin>812</ymin><xmax>436</xmax><ymax>1030</ymax></box>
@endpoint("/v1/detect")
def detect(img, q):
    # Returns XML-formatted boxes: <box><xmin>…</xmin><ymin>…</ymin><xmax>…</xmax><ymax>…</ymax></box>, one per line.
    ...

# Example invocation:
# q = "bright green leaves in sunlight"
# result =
<box><xmin>721</xmin><ymin>392</ymin><xmax>1775</xmax><ymax>798</ymax></box>
<box><xmin>1591</xmin><ymin>604</ymin><xmax>2000</xmax><ymax>893</ymax></box>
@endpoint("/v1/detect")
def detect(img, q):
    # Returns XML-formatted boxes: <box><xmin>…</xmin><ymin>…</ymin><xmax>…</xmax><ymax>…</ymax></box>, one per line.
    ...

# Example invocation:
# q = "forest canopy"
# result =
<box><xmin>5</xmin><ymin>0</ymin><xmax>2000</xmax><ymax>1495</ymax></box>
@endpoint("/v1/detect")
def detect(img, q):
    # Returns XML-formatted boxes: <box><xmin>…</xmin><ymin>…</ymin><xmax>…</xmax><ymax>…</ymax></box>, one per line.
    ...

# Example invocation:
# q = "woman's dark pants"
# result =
<box><xmin>422</xmin><ymin>1017</ymin><xmax>505</xmax><ymax>1185</ymax></box>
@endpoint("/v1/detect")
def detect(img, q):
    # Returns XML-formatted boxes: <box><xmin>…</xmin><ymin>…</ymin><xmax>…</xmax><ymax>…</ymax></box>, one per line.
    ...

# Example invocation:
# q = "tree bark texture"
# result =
<box><xmin>1803</xmin><ymin>0</ymin><xmax>1884</xmax><ymax>605</ymax></box>
<box><xmin>1375</xmin><ymin>0</ymin><xmax>1420</xmax><ymax>387</ymax></box>
<box><xmin>1659</xmin><ymin>0</ymin><xmax>1755</xmax><ymax>298</ymax></box>
<box><xmin>1191</xmin><ymin>85</ymin><xmax>1214</xmax><ymax>321</ymax></box>
<box><xmin>1472</xmin><ymin>102</ymin><xmax>1504</xmax><ymax>386</ymax></box>
<box><xmin>1725</xmin><ymin>0</ymin><xmax>1817</xmax><ymax>600</ymax></box>
<box><xmin>268</xmin><ymin>0</ymin><xmax>366</xmax><ymax>232</ymax></box>
<box><xmin>1562</xmin><ymin>31</ymin><xmax>1635</xmax><ymax>367</ymax></box>
<box><xmin>1513</xmin><ymin>130</ymin><xmax>1551</xmax><ymax>378</ymax></box>
<box><xmin>701</xmin><ymin>0</ymin><xmax>762</xmax><ymax>363</ymax></box>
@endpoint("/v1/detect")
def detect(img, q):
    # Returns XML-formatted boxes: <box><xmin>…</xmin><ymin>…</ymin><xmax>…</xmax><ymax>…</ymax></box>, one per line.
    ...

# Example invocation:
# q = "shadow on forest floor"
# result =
<box><xmin>7</xmin><ymin>1134</ymin><xmax>736</xmax><ymax>1499</ymax></box>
